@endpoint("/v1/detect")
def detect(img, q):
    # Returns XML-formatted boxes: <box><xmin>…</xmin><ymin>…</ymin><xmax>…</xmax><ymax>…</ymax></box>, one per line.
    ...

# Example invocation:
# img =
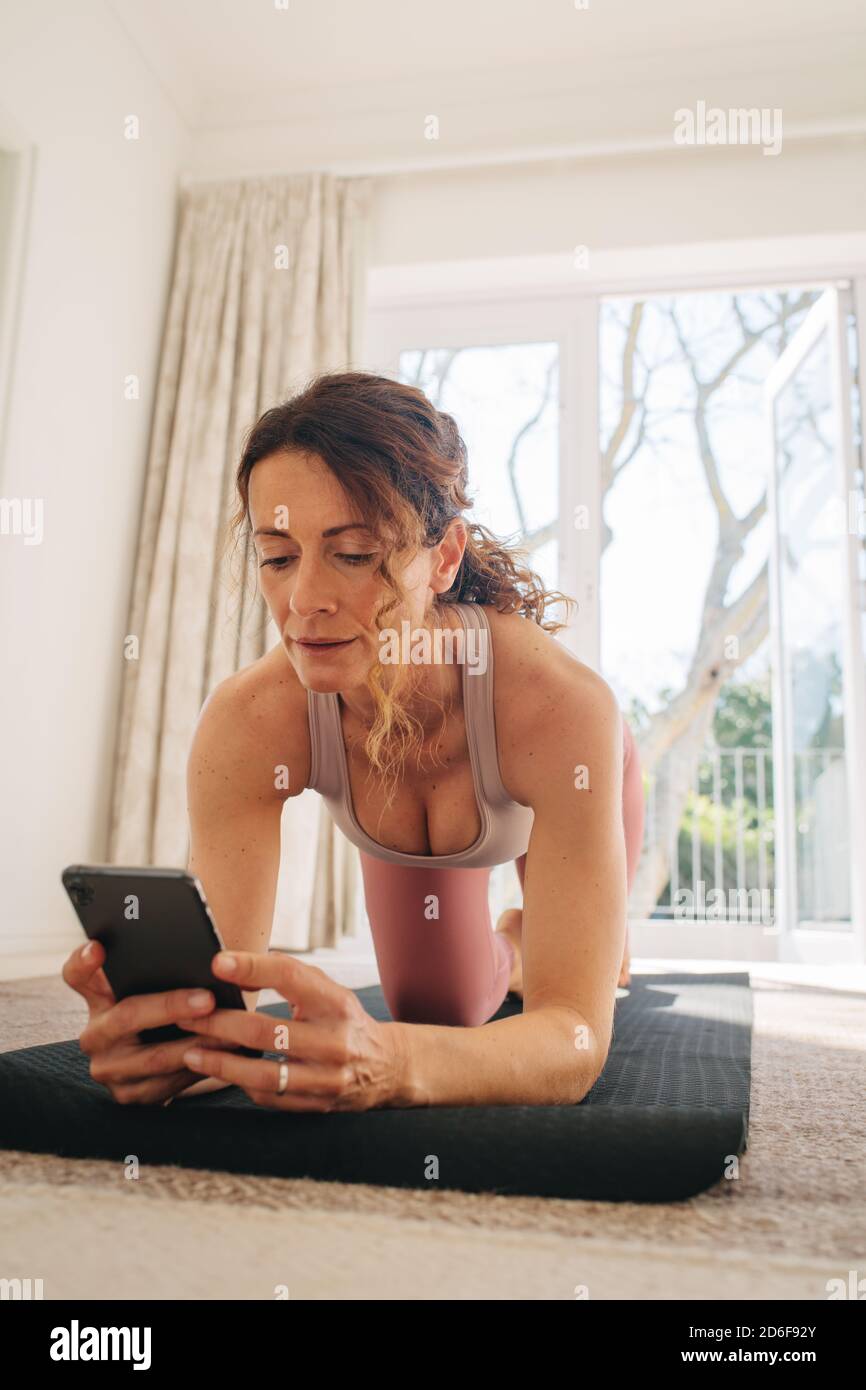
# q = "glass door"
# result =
<box><xmin>765</xmin><ymin>288</ymin><xmax>866</xmax><ymax>958</ymax></box>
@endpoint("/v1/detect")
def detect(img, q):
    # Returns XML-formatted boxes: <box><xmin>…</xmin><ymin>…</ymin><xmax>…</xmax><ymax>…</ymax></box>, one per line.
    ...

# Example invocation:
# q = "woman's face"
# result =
<box><xmin>248</xmin><ymin>449</ymin><xmax>465</xmax><ymax>693</ymax></box>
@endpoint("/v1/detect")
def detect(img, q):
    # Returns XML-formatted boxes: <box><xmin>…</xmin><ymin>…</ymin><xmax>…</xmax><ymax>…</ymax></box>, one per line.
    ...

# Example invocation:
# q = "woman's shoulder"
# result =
<box><xmin>190</xmin><ymin>644</ymin><xmax>311</xmax><ymax>802</ymax></box>
<box><xmin>481</xmin><ymin>602</ymin><xmax>607</xmax><ymax>701</ymax></box>
<box><xmin>481</xmin><ymin>603</ymin><xmax>619</xmax><ymax>800</ymax></box>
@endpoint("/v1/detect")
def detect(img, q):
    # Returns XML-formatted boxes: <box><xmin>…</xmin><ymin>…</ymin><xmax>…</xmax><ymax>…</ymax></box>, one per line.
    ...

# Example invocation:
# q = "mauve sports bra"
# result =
<box><xmin>305</xmin><ymin>601</ymin><xmax>535</xmax><ymax>868</ymax></box>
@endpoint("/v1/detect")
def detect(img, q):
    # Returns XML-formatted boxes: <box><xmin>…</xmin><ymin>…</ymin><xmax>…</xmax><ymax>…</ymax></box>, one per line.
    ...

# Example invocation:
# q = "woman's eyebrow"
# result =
<box><xmin>252</xmin><ymin>523</ymin><xmax>369</xmax><ymax>539</ymax></box>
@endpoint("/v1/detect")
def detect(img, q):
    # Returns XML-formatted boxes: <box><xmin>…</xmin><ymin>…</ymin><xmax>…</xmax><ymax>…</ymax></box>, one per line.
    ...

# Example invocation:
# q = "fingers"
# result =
<box><xmin>171</xmin><ymin>1076</ymin><xmax>234</xmax><ymax>1100</ymax></box>
<box><xmin>61</xmin><ymin>940</ymin><xmax>115</xmax><ymax>1012</ymax></box>
<box><xmin>80</xmin><ymin>986</ymin><xmax>216</xmax><ymax>1053</ymax></box>
<box><xmin>181</xmin><ymin>1044</ymin><xmax>351</xmax><ymax>1104</ymax></box>
<box><xmin>106</xmin><ymin>1071</ymin><xmax>203</xmax><ymax>1107</ymax></box>
<box><xmin>175</xmin><ymin>1008</ymin><xmax>351</xmax><ymax>1064</ymax></box>
<box><xmin>88</xmin><ymin>1032</ymin><xmax>234</xmax><ymax>1085</ymax></box>
<box><xmin>209</xmin><ymin>950</ymin><xmax>348</xmax><ymax>1015</ymax></box>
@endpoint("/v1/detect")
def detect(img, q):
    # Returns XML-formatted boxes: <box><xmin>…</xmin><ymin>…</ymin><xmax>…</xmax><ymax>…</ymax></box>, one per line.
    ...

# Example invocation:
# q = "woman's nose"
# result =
<box><xmin>288</xmin><ymin>555</ymin><xmax>337</xmax><ymax>615</ymax></box>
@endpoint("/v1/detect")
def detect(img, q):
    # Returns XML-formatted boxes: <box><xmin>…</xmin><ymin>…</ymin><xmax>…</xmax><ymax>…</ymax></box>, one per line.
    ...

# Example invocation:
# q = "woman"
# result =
<box><xmin>64</xmin><ymin>371</ymin><xmax>645</xmax><ymax>1111</ymax></box>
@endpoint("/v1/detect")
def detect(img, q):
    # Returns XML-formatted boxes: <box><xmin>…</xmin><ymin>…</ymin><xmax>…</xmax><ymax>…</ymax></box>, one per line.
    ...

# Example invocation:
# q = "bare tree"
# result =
<box><xmin>603</xmin><ymin>290</ymin><xmax>819</xmax><ymax>914</ymax></box>
<box><xmin>406</xmin><ymin>297</ymin><xmax>823</xmax><ymax>917</ymax></box>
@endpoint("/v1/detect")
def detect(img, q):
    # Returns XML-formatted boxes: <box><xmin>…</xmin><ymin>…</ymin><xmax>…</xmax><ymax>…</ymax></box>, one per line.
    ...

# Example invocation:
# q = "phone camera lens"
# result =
<box><xmin>68</xmin><ymin>879</ymin><xmax>94</xmax><ymax>909</ymax></box>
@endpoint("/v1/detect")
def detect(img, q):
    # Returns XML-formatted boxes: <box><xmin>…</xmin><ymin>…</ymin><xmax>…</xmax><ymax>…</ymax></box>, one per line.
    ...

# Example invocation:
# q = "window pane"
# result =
<box><xmin>775</xmin><ymin>333</ymin><xmax>851</xmax><ymax>925</ymax></box>
<box><xmin>399</xmin><ymin>344</ymin><xmax>560</xmax><ymax>594</ymax></box>
<box><xmin>599</xmin><ymin>288</ymin><xmax>819</xmax><ymax>926</ymax></box>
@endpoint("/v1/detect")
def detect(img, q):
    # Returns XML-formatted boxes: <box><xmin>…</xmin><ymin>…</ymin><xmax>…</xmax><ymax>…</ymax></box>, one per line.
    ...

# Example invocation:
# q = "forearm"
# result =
<box><xmin>390</xmin><ymin>1006</ymin><xmax>604</xmax><ymax>1108</ymax></box>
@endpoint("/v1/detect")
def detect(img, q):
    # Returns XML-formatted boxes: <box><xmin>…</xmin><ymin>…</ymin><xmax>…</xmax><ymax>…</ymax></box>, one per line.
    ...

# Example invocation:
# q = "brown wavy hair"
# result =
<box><xmin>229</xmin><ymin>370</ymin><xmax>576</xmax><ymax>818</ymax></box>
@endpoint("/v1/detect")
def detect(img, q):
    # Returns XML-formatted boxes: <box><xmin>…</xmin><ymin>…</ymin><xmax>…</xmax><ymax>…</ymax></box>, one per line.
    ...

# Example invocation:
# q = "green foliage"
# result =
<box><xmin>643</xmin><ymin>676</ymin><xmax>777</xmax><ymax>909</ymax></box>
<box><xmin>670</xmin><ymin>789</ymin><xmax>775</xmax><ymax>899</ymax></box>
<box><xmin>712</xmin><ymin>678</ymin><xmax>773</xmax><ymax>750</ymax></box>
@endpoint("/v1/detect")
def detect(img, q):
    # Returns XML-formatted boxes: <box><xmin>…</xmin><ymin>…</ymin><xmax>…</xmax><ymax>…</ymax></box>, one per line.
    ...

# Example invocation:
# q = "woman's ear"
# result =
<box><xmin>430</xmin><ymin>518</ymin><xmax>468</xmax><ymax>595</ymax></box>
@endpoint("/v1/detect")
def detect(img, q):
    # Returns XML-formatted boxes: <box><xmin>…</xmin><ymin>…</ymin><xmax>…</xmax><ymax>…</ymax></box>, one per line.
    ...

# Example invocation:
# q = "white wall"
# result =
<box><xmin>365</xmin><ymin>138</ymin><xmax>866</xmax><ymax>266</ymax></box>
<box><xmin>0</xmin><ymin>1</ymin><xmax>189</xmax><ymax>960</ymax></box>
<box><xmin>184</xmin><ymin>124</ymin><xmax>866</xmax><ymax>272</ymax></box>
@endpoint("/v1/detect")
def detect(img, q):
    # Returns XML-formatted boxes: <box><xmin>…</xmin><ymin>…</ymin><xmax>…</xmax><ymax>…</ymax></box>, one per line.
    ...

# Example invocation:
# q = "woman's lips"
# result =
<box><xmin>294</xmin><ymin>637</ymin><xmax>355</xmax><ymax>653</ymax></box>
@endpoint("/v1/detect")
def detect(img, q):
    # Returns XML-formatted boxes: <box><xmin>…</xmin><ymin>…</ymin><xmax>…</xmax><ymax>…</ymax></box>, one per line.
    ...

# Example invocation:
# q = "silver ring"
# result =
<box><xmin>276</xmin><ymin>1060</ymin><xmax>289</xmax><ymax>1095</ymax></box>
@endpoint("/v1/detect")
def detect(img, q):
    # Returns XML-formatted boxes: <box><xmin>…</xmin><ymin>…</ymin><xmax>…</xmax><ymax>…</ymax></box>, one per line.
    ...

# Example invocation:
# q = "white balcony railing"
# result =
<box><xmin>647</xmin><ymin>745</ymin><xmax>850</xmax><ymax>926</ymax></box>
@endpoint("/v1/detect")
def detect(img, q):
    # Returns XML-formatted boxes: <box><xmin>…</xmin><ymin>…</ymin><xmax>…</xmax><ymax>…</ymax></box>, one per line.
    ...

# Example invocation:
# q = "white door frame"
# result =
<box><xmin>764</xmin><ymin>288</ymin><xmax>866</xmax><ymax>963</ymax></box>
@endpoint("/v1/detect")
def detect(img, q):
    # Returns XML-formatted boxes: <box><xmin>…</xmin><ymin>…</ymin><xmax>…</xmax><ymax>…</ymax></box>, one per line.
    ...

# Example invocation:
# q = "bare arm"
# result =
<box><xmin>393</xmin><ymin>674</ymin><xmax>626</xmax><ymax>1107</ymax></box>
<box><xmin>186</xmin><ymin>667</ymin><xmax>297</xmax><ymax>1000</ymax></box>
<box><xmin>176</xmin><ymin>664</ymin><xmax>298</xmax><ymax>1095</ymax></box>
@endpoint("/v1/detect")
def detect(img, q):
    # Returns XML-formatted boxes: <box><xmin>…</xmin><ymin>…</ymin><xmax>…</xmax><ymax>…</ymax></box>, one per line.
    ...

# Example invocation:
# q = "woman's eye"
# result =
<box><xmin>259</xmin><ymin>556</ymin><xmax>293</xmax><ymax>569</ymax></box>
<box><xmin>258</xmin><ymin>554</ymin><xmax>376</xmax><ymax>569</ymax></box>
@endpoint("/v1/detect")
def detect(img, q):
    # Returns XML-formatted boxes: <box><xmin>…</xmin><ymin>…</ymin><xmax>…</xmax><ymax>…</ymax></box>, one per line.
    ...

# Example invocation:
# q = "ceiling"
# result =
<box><xmin>109</xmin><ymin>0</ymin><xmax>866</xmax><ymax>173</ymax></box>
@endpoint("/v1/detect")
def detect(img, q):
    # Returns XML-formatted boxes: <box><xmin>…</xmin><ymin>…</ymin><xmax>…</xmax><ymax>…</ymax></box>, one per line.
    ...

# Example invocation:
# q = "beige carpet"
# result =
<box><xmin>1</xmin><ymin>967</ymin><xmax>864</xmax><ymax>1300</ymax></box>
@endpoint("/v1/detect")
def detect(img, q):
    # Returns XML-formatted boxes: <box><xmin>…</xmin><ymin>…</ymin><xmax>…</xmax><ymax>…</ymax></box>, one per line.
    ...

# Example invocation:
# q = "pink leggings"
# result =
<box><xmin>359</xmin><ymin>720</ymin><xmax>645</xmax><ymax>1027</ymax></box>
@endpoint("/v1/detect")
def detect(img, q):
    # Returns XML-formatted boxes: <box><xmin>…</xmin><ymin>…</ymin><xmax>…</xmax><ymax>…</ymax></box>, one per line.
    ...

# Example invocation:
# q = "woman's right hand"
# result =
<box><xmin>61</xmin><ymin>938</ymin><xmax>235</xmax><ymax>1106</ymax></box>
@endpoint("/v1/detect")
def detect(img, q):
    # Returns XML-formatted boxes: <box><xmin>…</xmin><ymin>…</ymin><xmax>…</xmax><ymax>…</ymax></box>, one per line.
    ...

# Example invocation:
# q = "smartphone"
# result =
<box><xmin>61</xmin><ymin>864</ymin><xmax>261</xmax><ymax>1058</ymax></box>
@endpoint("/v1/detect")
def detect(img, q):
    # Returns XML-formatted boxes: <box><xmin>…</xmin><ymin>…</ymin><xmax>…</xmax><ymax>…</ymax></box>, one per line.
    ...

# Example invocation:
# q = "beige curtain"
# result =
<box><xmin>108</xmin><ymin>171</ymin><xmax>373</xmax><ymax>951</ymax></box>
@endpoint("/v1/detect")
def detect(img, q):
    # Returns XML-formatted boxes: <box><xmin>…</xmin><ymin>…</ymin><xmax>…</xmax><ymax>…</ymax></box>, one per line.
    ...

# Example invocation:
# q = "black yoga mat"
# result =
<box><xmin>0</xmin><ymin>972</ymin><xmax>751</xmax><ymax>1202</ymax></box>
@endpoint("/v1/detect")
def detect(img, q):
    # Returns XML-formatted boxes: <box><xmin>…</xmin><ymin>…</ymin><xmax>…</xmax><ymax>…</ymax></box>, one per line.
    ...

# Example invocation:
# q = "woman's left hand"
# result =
<box><xmin>175</xmin><ymin>950</ymin><xmax>408</xmax><ymax>1112</ymax></box>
